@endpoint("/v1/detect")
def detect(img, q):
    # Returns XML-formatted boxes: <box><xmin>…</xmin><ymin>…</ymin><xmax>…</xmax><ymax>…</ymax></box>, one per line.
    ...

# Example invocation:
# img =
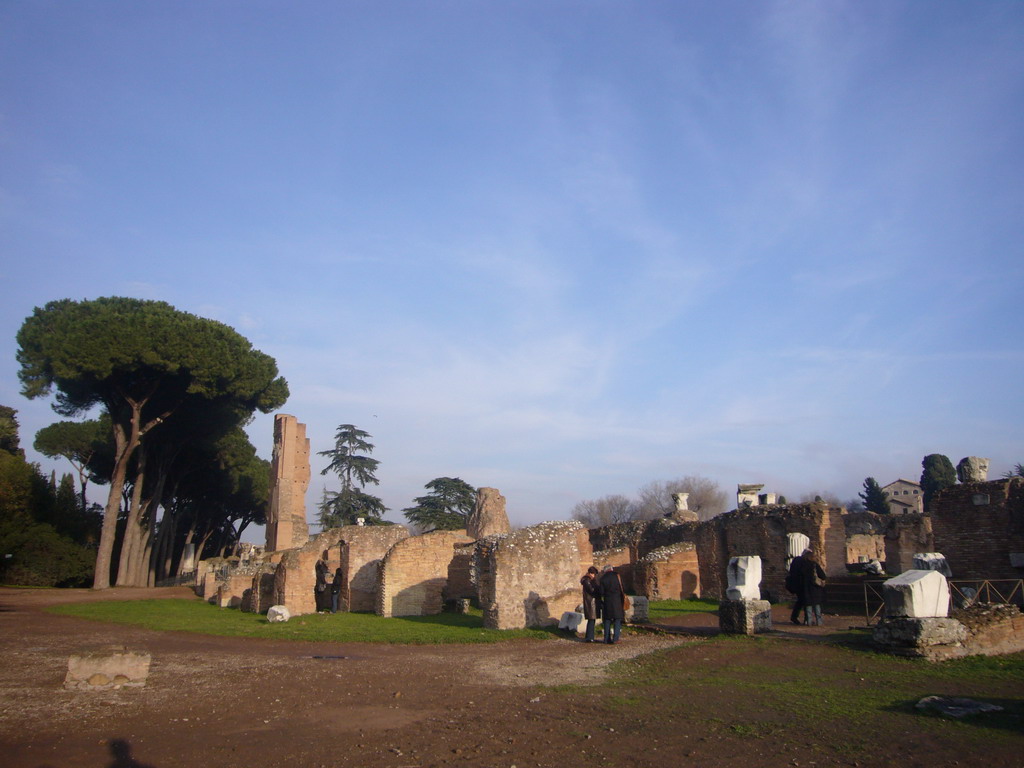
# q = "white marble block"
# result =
<box><xmin>558</xmin><ymin>611</ymin><xmax>585</xmax><ymax>632</ymax></box>
<box><xmin>883</xmin><ymin>570</ymin><xmax>950</xmax><ymax>618</ymax></box>
<box><xmin>726</xmin><ymin>555</ymin><xmax>762</xmax><ymax>600</ymax></box>
<box><xmin>912</xmin><ymin>552</ymin><xmax>953</xmax><ymax>578</ymax></box>
<box><xmin>267</xmin><ymin>604</ymin><xmax>291</xmax><ymax>623</ymax></box>
<box><xmin>787</xmin><ymin>533</ymin><xmax>810</xmax><ymax>560</ymax></box>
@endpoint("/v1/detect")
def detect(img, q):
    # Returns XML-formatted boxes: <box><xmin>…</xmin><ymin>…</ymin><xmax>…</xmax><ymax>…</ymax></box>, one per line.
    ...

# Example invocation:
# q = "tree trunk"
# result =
<box><xmin>95</xmin><ymin>390</ymin><xmax>173</xmax><ymax>589</ymax></box>
<box><xmin>155</xmin><ymin>506</ymin><xmax>179</xmax><ymax>583</ymax></box>
<box><xmin>195</xmin><ymin>526</ymin><xmax>215</xmax><ymax>563</ymax></box>
<box><xmin>116</xmin><ymin>450</ymin><xmax>148</xmax><ymax>587</ymax></box>
<box><xmin>137</xmin><ymin>462</ymin><xmax>169</xmax><ymax>587</ymax></box>
<box><xmin>93</xmin><ymin>420</ymin><xmax>136</xmax><ymax>589</ymax></box>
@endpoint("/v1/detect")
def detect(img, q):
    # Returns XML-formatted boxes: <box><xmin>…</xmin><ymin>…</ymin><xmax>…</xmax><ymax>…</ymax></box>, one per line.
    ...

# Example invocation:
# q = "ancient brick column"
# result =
<box><xmin>265</xmin><ymin>414</ymin><xmax>310</xmax><ymax>552</ymax></box>
<box><xmin>466</xmin><ymin>487</ymin><xmax>512</xmax><ymax>539</ymax></box>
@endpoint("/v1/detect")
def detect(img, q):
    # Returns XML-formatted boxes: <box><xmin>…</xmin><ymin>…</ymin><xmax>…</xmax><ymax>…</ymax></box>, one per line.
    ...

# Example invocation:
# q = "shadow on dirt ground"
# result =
<box><xmin>0</xmin><ymin>587</ymin><xmax>1020</xmax><ymax>768</ymax></box>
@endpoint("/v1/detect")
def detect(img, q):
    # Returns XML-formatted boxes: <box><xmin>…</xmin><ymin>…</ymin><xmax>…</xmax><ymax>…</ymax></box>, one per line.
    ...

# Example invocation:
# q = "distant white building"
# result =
<box><xmin>882</xmin><ymin>478</ymin><xmax>923</xmax><ymax>514</ymax></box>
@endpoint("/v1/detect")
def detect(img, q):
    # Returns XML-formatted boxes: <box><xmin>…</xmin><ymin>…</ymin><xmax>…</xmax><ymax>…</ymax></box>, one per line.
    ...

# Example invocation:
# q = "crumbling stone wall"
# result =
<box><xmin>883</xmin><ymin>514</ymin><xmax>934</xmax><ymax>575</ymax></box>
<box><xmin>843</xmin><ymin>512</ymin><xmax>933</xmax><ymax>574</ymax></box>
<box><xmin>337</xmin><ymin>525</ymin><xmax>411</xmax><ymax>612</ymax></box>
<box><xmin>271</xmin><ymin>526</ymin><xmax>409</xmax><ymax>617</ymax></box>
<box><xmin>265</xmin><ymin>414</ymin><xmax>311</xmax><ymax>552</ymax></box>
<box><xmin>478</xmin><ymin>521</ymin><xmax>592</xmax><ymax>629</ymax></box>
<box><xmin>634</xmin><ymin>543</ymin><xmax>699</xmax><ymax>600</ymax></box>
<box><xmin>587</xmin><ymin>504</ymin><xmax>851</xmax><ymax>601</ymax></box>
<box><xmin>592</xmin><ymin>547</ymin><xmax>634</xmax><ymax>592</ymax></box>
<box><xmin>446</xmin><ymin>541</ymin><xmax>477</xmax><ymax>602</ymax></box>
<box><xmin>930</xmin><ymin>478</ymin><xmax>1024</xmax><ymax>580</ymax></box>
<box><xmin>243</xmin><ymin>566</ymin><xmax>278</xmax><ymax>614</ymax></box>
<box><xmin>466</xmin><ymin>487</ymin><xmax>512</xmax><ymax>539</ymax></box>
<box><xmin>194</xmin><ymin>555</ymin><xmax>280</xmax><ymax>611</ymax></box>
<box><xmin>589</xmin><ymin>517</ymin><xmax>695</xmax><ymax>557</ymax></box>
<box><xmin>704</xmin><ymin>503</ymin><xmax>846</xmax><ymax>601</ymax></box>
<box><xmin>377</xmin><ymin>530</ymin><xmax>473</xmax><ymax>617</ymax></box>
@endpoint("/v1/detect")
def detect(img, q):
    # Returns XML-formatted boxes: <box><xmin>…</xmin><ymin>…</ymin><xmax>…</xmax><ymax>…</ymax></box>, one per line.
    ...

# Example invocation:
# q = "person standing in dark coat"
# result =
<box><xmin>598</xmin><ymin>564</ymin><xmax>625</xmax><ymax>644</ymax></box>
<box><xmin>331</xmin><ymin>566</ymin><xmax>343</xmax><ymax>613</ymax></box>
<box><xmin>580</xmin><ymin>566</ymin><xmax>601</xmax><ymax>643</ymax></box>
<box><xmin>786</xmin><ymin>551</ymin><xmax>806</xmax><ymax>625</ymax></box>
<box><xmin>314</xmin><ymin>555</ymin><xmax>330</xmax><ymax>612</ymax></box>
<box><xmin>800</xmin><ymin>549</ymin><xmax>827</xmax><ymax>626</ymax></box>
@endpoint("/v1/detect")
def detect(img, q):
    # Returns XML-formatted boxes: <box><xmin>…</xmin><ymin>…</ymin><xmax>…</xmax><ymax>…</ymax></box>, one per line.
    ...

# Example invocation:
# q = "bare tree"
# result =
<box><xmin>636</xmin><ymin>476</ymin><xmax>728</xmax><ymax>521</ymax></box>
<box><xmin>571</xmin><ymin>495</ymin><xmax>638</xmax><ymax>528</ymax></box>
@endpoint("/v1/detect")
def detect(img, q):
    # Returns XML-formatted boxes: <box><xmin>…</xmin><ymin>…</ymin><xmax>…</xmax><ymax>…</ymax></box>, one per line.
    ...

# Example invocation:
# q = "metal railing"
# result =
<box><xmin>846</xmin><ymin>578</ymin><xmax>1024</xmax><ymax>627</ymax></box>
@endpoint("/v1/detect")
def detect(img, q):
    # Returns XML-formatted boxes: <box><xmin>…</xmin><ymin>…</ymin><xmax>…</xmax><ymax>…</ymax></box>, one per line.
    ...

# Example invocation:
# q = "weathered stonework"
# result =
<box><xmin>874</xmin><ymin>603</ymin><xmax>1024</xmax><ymax>661</ymax></box>
<box><xmin>478</xmin><ymin>520</ymin><xmax>593</xmax><ymax>630</ymax></box>
<box><xmin>634</xmin><ymin>543</ymin><xmax>699</xmax><ymax>600</ymax></box>
<box><xmin>930</xmin><ymin>478</ymin><xmax>1024</xmax><ymax>580</ymax></box>
<box><xmin>872</xmin><ymin>617</ymin><xmax>968</xmax><ymax>657</ymax></box>
<box><xmin>843</xmin><ymin>512</ymin><xmax>934</xmax><ymax>575</ymax></box>
<box><xmin>337</xmin><ymin>525</ymin><xmax>411</xmax><ymax>612</ymax></box>
<box><xmin>736</xmin><ymin>484</ymin><xmax>764</xmax><ymax>508</ymax></box>
<box><xmin>466</xmin><ymin>487</ymin><xmax>512</xmax><ymax>539</ymax></box>
<box><xmin>377</xmin><ymin>530</ymin><xmax>474</xmax><ymax>617</ymax></box>
<box><xmin>65</xmin><ymin>650</ymin><xmax>151</xmax><ymax>690</ymax></box>
<box><xmin>956</xmin><ymin>456</ymin><xmax>990</xmax><ymax>483</ymax></box>
<box><xmin>265</xmin><ymin>414</ymin><xmax>310</xmax><ymax>552</ymax></box>
<box><xmin>445</xmin><ymin>541</ymin><xmax>478</xmax><ymax>603</ymax></box>
<box><xmin>272</xmin><ymin>525</ymin><xmax>410</xmax><ymax>617</ymax></box>
<box><xmin>883</xmin><ymin>570</ymin><xmax>950</xmax><ymax>618</ymax></box>
<box><xmin>592</xmin><ymin>546</ymin><xmax>634</xmax><ymax>592</ymax></box>
<box><xmin>726</xmin><ymin>555</ymin><xmax>762</xmax><ymax>600</ymax></box>
<box><xmin>718</xmin><ymin>599</ymin><xmax>772</xmax><ymax>634</ymax></box>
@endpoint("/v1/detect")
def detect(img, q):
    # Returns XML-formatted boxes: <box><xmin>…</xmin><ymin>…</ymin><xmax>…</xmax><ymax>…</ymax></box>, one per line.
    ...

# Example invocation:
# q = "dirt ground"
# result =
<box><xmin>0</xmin><ymin>587</ymin><xmax>1020</xmax><ymax>768</ymax></box>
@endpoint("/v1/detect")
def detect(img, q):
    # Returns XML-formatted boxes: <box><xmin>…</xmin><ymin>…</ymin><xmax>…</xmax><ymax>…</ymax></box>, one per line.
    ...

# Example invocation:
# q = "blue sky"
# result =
<box><xmin>2</xmin><ymin>1</ymin><xmax>1022</xmax><ymax>535</ymax></box>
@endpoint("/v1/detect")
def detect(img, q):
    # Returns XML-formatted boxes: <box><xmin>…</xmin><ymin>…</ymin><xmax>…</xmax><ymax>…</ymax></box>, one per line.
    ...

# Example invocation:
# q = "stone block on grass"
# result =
<box><xmin>65</xmin><ymin>650</ymin><xmax>151</xmax><ymax>690</ymax></box>
<box><xmin>883</xmin><ymin>570</ymin><xmax>950</xmax><ymax>618</ymax></box>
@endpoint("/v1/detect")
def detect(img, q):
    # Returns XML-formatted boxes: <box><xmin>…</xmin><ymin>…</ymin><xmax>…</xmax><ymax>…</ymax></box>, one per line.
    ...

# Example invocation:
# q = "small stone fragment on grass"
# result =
<box><xmin>916</xmin><ymin>695</ymin><xmax>1004</xmax><ymax>718</ymax></box>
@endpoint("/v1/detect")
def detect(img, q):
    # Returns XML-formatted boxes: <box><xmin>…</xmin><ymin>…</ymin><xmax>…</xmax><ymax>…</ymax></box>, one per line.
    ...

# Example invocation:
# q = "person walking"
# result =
<box><xmin>800</xmin><ymin>548</ymin><xmax>827</xmax><ymax>626</ymax></box>
<box><xmin>786</xmin><ymin>550</ymin><xmax>806</xmax><ymax>625</ymax></box>
<box><xmin>580</xmin><ymin>566</ymin><xmax>601</xmax><ymax>643</ymax></box>
<box><xmin>597</xmin><ymin>564</ymin><xmax>626</xmax><ymax>644</ymax></box>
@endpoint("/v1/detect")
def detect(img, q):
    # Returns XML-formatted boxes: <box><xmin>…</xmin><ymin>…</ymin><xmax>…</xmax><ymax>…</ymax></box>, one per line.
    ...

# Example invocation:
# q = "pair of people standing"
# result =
<box><xmin>580</xmin><ymin>564</ymin><xmax>627</xmax><ymax>644</ymax></box>
<box><xmin>786</xmin><ymin>548</ymin><xmax>826</xmax><ymax>626</ymax></box>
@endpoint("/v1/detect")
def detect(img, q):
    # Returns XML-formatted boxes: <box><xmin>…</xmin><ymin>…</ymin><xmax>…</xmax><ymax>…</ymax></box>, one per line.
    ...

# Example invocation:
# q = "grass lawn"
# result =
<box><xmin>584</xmin><ymin>633</ymin><xmax>1024</xmax><ymax>754</ymax></box>
<box><xmin>46</xmin><ymin>597</ymin><xmax>716</xmax><ymax>644</ymax></box>
<box><xmin>47</xmin><ymin>598</ymin><xmax>556</xmax><ymax>644</ymax></box>
<box><xmin>647</xmin><ymin>597</ymin><xmax>720</xmax><ymax>620</ymax></box>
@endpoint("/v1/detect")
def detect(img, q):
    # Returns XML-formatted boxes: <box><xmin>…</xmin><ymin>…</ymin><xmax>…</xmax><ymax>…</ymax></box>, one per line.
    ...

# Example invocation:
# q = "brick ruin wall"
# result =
<box><xmin>590</xmin><ymin>504</ymin><xmax>845</xmax><ymax>601</ymax></box>
<box><xmin>700</xmin><ymin>503</ymin><xmax>846</xmax><ymax>601</ymax></box>
<box><xmin>634</xmin><ymin>543</ymin><xmax>699</xmax><ymax>600</ymax></box>
<box><xmin>194</xmin><ymin>555</ymin><xmax>280</xmax><ymax>611</ymax></box>
<box><xmin>843</xmin><ymin>512</ymin><xmax>933</xmax><ymax>574</ymax></box>
<box><xmin>446</xmin><ymin>542</ymin><xmax>477</xmax><ymax>603</ymax></box>
<box><xmin>479</xmin><ymin>521</ymin><xmax>593</xmax><ymax>630</ymax></box>
<box><xmin>197</xmin><ymin>479</ymin><xmax>1024</xmax><ymax>624</ymax></box>
<box><xmin>930</xmin><ymin>478</ymin><xmax>1024</xmax><ymax>580</ymax></box>
<box><xmin>592</xmin><ymin>547</ymin><xmax>633</xmax><ymax>592</ymax></box>
<box><xmin>377</xmin><ymin>530</ymin><xmax>473</xmax><ymax>617</ymax></box>
<box><xmin>269</xmin><ymin>525</ymin><xmax>410</xmax><ymax>617</ymax></box>
<box><xmin>265</xmin><ymin>414</ymin><xmax>310</xmax><ymax>552</ymax></box>
<box><xmin>339</xmin><ymin>525</ymin><xmax>411</xmax><ymax>612</ymax></box>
